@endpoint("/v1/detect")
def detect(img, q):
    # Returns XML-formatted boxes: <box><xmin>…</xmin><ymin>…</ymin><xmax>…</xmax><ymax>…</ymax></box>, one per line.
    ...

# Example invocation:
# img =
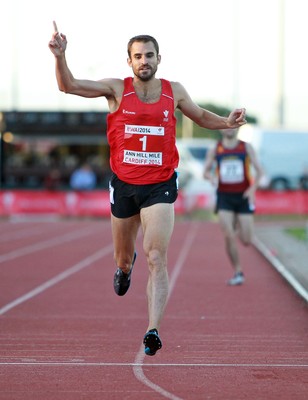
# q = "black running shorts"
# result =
<box><xmin>109</xmin><ymin>172</ymin><xmax>178</xmax><ymax>218</ymax></box>
<box><xmin>216</xmin><ymin>192</ymin><xmax>255</xmax><ymax>214</ymax></box>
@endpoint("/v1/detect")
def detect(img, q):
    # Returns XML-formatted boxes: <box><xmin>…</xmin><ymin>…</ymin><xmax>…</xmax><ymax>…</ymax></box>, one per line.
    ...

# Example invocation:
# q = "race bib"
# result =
<box><xmin>123</xmin><ymin>124</ymin><xmax>164</xmax><ymax>166</ymax></box>
<box><xmin>219</xmin><ymin>159</ymin><xmax>244</xmax><ymax>183</ymax></box>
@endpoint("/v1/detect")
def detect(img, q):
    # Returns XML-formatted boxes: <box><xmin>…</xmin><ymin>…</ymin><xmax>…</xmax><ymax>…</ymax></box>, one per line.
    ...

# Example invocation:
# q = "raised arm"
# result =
<box><xmin>172</xmin><ymin>81</ymin><xmax>247</xmax><ymax>130</ymax></box>
<box><xmin>48</xmin><ymin>21</ymin><xmax>122</xmax><ymax>103</ymax></box>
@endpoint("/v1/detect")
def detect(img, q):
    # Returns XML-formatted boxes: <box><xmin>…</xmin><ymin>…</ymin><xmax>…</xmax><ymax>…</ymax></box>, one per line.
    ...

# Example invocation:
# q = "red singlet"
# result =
<box><xmin>215</xmin><ymin>140</ymin><xmax>251</xmax><ymax>193</ymax></box>
<box><xmin>107</xmin><ymin>77</ymin><xmax>179</xmax><ymax>185</ymax></box>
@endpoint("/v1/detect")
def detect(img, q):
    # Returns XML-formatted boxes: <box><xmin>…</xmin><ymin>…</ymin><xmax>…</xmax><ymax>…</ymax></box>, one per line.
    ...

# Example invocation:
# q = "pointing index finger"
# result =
<box><xmin>53</xmin><ymin>21</ymin><xmax>58</xmax><ymax>33</ymax></box>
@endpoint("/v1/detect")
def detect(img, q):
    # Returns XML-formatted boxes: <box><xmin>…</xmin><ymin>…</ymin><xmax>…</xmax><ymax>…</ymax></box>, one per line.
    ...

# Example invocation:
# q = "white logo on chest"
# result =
<box><xmin>163</xmin><ymin>110</ymin><xmax>169</xmax><ymax>122</ymax></box>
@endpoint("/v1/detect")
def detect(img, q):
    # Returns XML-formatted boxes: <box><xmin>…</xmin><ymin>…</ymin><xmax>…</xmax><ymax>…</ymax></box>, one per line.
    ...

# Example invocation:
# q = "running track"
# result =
<box><xmin>0</xmin><ymin>218</ymin><xmax>307</xmax><ymax>400</ymax></box>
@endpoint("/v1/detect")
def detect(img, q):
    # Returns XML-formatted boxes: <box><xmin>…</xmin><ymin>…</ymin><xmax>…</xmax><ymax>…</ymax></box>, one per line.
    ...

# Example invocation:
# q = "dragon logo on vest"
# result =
<box><xmin>163</xmin><ymin>110</ymin><xmax>169</xmax><ymax>122</ymax></box>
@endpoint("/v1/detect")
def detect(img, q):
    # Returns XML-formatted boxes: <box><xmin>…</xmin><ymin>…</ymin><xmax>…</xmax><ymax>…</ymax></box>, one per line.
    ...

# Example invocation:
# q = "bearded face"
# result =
<box><xmin>128</xmin><ymin>41</ymin><xmax>160</xmax><ymax>81</ymax></box>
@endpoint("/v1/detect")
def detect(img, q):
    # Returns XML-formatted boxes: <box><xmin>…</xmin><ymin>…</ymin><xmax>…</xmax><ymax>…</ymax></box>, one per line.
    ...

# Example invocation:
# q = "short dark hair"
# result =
<box><xmin>127</xmin><ymin>35</ymin><xmax>159</xmax><ymax>58</ymax></box>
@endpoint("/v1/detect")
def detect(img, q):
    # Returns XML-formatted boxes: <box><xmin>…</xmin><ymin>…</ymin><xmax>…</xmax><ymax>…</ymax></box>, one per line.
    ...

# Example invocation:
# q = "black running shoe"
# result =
<box><xmin>143</xmin><ymin>329</ymin><xmax>162</xmax><ymax>356</ymax></box>
<box><xmin>113</xmin><ymin>252</ymin><xmax>137</xmax><ymax>296</ymax></box>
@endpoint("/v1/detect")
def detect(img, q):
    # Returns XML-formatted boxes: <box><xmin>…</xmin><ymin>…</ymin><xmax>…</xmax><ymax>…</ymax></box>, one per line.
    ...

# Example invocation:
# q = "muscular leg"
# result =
<box><xmin>111</xmin><ymin>213</ymin><xmax>141</xmax><ymax>273</ymax></box>
<box><xmin>237</xmin><ymin>213</ymin><xmax>254</xmax><ymax>246</ymax></box>
<box><xmin>218</xmin><ymin>210</ymin><xmax>241</xmax><ymax>273</ymax></box>
<box><xmin>140</xmin><ymin>203</ymin><xmax>175</xmax><ymax>332</ymax></box>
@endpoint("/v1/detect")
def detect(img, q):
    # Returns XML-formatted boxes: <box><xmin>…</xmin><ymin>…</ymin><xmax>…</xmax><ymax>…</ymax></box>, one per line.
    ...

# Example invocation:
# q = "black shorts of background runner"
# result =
<box><xmin>215</xmin><ymin>192</ymin><xmax>255</xmax><ymax>214</ymax></box>
<box><xmin>109</xmin><ymin>172</ymin><xmax>178</xmax><ymax>218</ymax></box>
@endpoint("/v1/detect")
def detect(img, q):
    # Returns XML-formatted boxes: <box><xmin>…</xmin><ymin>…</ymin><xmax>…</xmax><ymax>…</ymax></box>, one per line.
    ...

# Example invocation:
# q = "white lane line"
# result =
<box><xmin>0</xmin><ymin>244</ymin><xmax>113</xmax><ymax>315</ymax></box>
<box><xmin>0</xmin><ymin>225</ymin><xmax>48</xmax><ymax>243</ymax></box>
<box><xmin>0</xmin><ymin>226</ymin><xmax>103</xmax><ymax>264</ymax></box>
<box><xmin>0</xmin><ymin>221</ymin><xmax>80</xmax><ymax>242</ymax></box>
<box><xmin>133</xmin><ymin>222</ymin><xmax>199</xmax><ymax>400</ymax></box>
<box><xmin>1</xmin><ymin>362</ymin><xmax>307</xmax><ymax>368</ymax></box>
<box><xmin>253</xmin><ymin>236</ymin><xmax>308</xmax><ymax>303</ymax></box>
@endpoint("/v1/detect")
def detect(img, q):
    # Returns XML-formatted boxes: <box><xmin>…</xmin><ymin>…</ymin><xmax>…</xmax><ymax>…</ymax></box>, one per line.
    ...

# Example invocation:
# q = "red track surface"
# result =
<box><xmin>0</xmin><ymin>219</ymin><xmax>307</xmax><ymax>400</ymax></box>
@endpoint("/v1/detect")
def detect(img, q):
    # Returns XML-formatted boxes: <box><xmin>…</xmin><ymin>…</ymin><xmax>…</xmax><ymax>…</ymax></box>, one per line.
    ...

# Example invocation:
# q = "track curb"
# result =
<box><xmin>253</xmin><ymin>236</ymin><xmax>308</xmax><ymax>303</ymax></box>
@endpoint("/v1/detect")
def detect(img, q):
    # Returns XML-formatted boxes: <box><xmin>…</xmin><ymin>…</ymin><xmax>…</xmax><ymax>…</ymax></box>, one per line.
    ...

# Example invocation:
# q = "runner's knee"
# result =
<box><xmin>241</xmin><ymin>237</ymin><xmax>252</xmax><ymax>246</ymax></box>
<box><xmin>147</xmin><ymin>248</ymin><xmax>165</xmax><ymax>272</ymax></box>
